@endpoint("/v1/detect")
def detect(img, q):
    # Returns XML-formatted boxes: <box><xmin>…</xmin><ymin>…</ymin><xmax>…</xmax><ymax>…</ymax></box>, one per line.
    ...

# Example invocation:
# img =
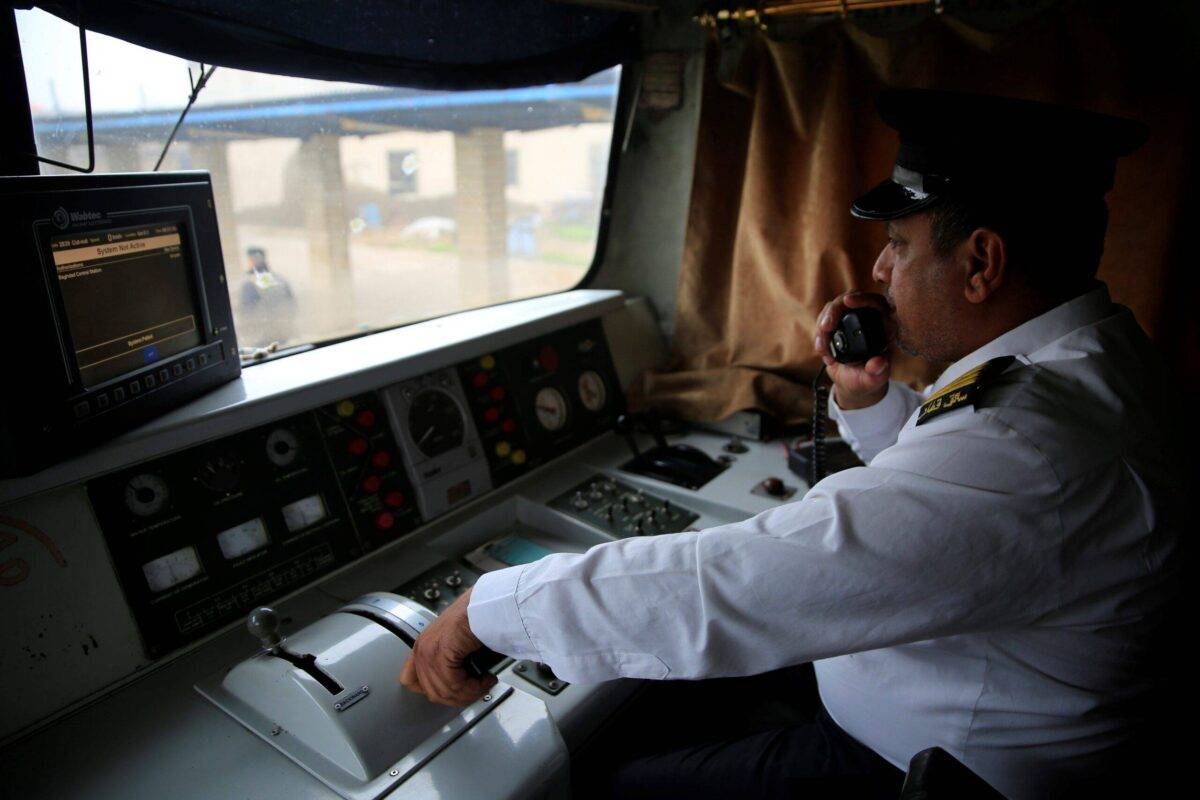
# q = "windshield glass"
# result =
<box><xmin>17</xmin><ymin>9</ymin><xmax>621</xmax><ymax>359</ymax></box>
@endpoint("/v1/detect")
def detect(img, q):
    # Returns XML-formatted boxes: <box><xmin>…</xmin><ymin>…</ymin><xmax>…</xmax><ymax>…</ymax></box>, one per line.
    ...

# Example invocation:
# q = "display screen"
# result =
<box><xmin>50</xmin><ymin>222</ymin><xmax>203</xmax><ymax>389</ymax></box>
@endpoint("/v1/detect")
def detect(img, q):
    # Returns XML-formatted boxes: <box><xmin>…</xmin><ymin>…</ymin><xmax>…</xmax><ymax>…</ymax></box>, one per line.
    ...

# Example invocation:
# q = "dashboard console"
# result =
<box><xmin>0</xmin><ymin>291</ymin><xmax>804</xmax><ymax>800</ymax></box>
<box><xmin>85</xmin><ymin>319</ymin><xmax>625</xmax><ymax>660</ymax></box>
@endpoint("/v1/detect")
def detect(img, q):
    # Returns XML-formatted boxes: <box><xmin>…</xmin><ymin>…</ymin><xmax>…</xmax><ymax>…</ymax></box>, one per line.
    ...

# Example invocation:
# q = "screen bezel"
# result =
<box><xmin>33</xmin><ymin>205</ymin><xmax>215</xmax><ymax>395</ymax></box>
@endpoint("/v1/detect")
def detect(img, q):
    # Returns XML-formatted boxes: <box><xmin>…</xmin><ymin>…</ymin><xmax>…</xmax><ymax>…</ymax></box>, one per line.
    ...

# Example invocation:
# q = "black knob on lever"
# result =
<box><xmin>643</xmin><ymin>408</ymin><xmax>669</xmax><ymax>449</ymax></box>
<box><xmin>615</xmin><ymin>413</ymin><xmax>641</xmax><ymax>457</ymax></box>
<box><xmin>247</xmin><ymin>606</ymin><xmax>284</xmax><ymax>651</ymax></box>
<box><xmin>463</xmin><ymin>646</ymin><xmax>505</xmax><ymax>679</ymax></box>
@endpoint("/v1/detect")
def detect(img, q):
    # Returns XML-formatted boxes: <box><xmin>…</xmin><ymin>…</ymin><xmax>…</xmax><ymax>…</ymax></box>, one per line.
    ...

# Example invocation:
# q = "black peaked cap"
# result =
<box><xmin>851</xmin><ymin>89</ymin><xmax>1149</xmax><ymax>221</ymax></box>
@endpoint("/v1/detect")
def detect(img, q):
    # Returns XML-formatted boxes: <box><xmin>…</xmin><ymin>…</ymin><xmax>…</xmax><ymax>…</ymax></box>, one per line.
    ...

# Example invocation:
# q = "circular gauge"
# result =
<box><xmin>577</xmin><ymin>370</ymin><xmax>608</xmax><ymax>413</ymax></box>
<box><xmin>124</xmin><ymin>473</ymin><xmax>169</xmax><ymax>517</ymax></box>
<box><xmin>197</xmin><ymin>452</ymin><xmax>243</xmax><ymax>493</ymax></box>
<box><xmin>534</xmin><ymin>386</ymin><xmax>569</xmax><ymax>432</ymax></box>
<box><xmin>408</xmin><ymin>389</ymin><xmax>465</xmax><ymax>458</ymax></box>
<box><xmin>266</xmin><ymin>428</ymin><xmax>301</xmax><ymax>468</ymax></box>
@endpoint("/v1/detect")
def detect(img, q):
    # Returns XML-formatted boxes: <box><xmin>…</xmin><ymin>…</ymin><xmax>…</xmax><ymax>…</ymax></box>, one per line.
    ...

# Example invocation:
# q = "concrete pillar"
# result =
<box><xmin>191</xmin><ymin>140</ymin><xmax>241</xmax><ymax>276</ymax></box>
<box><xmin>297</xmin><ymin>133</ymin><xmax>350</xmax><ymax>273</ymax></box>
<box><xmin>103</xmin><ymin>143</ymin><xmax>142</xmax><ymax>173</ymax></box>
<box><xmin>453</xmin><ymin>127</ymin><xmax>508</xmax><ymax>305</ymax></box>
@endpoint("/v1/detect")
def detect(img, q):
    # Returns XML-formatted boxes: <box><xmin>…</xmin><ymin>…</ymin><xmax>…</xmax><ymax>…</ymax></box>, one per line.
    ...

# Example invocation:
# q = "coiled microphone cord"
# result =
<box><xmin>811</xmin><ymin>365</ymin><xmax>830</xmax><ymax>486</ymax></box>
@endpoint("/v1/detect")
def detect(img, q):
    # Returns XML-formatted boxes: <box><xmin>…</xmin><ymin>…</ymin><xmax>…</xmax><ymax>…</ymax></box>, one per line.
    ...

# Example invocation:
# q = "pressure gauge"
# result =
<box><xmin>266</xmin><ymin>428</ymin><xmax>301</xmax><ymax>468</ymax></box>
<box><xmin>577</xmin><ymin>370</ymin><xmax>608</xmax><ymax>412</ymax></box>
<box><xmin>197</xmin><ymin>451</ymin><xmax>243</xmax><ymax>493</ymax></box>
<box><xmin>534</xmin><ymin>386</ymin><xmax>569</xmax><ymax>432</ymax></box>
<box><xmin>124</xmin><ymin>473</ymin><xmax>169</xmax><ymax>517</ymax></box>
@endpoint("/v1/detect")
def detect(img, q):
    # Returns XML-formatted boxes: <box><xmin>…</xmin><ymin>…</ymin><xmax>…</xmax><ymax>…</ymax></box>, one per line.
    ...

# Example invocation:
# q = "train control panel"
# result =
<box><xmin>549</xmin><ymin>474</ymin><xmax>700</xmax><ymax>537</ymax></box>
<box><xmin>0</xmin><ymin>291</ymin><xmax>807</xmax><ymax>800</ymax></box>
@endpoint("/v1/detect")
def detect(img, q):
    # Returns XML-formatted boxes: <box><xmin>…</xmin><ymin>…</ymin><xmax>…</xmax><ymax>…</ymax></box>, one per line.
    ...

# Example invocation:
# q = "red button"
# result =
<box><xmin>538</xmin><ymin>345</ymin><xmax>560</xmax><ymax>372</ymax></box>
<box><xmin>374</xmin><ymin>511</ymin><xmax>395</xmax><ymax>530</ymax></box>
<box><xmin>490</xmin><ymin>386</ymin><xmax>506</xmax><ymax>402</ymax></box>
<box><xmin>484</xmin><ymin>407</ymin><xmax>501</xmax><ymax>423</ymax></box>
<box><xmin>501</xmin><ymin>418</ymin><xmax>517</xmax><ymax>434</ymax></box>
<box><xmin>362</xmin><ymin>475</ymin><xmax>382</xmax><ymax>493</ymax></box>
<box><xmin>472</xmin><ymin>372</ymin><xmax>489</xmax><ymax>389</ymax></box>
<box><xmin>347</xmin><ymin>437</ymin><xmax>368</xmax><ymax>456</ymax></box>
<box><xmin>371</xmin><ymin>450</ymin><xmax>392</xmax><ymax>469</ymax></box>
<box><xmin>356</xmin><ymin>409</ymin><xmax>376</xmax><ymax>428</ymax></box>
<box><xmin>384</xmin><ymin>490</ymin><xmax>405</xmax><ymax>508</ymax></box>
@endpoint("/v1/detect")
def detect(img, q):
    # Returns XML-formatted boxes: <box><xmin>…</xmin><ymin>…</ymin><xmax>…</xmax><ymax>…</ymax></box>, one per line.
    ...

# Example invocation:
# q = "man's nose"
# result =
<box><xmin>871</xmin><ymin>245</ymin><xmax>893</xmax><ymax>285</ymax></box>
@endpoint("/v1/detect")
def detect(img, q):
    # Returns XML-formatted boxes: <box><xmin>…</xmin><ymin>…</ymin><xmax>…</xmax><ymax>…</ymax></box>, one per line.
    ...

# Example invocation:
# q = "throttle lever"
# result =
<box><xmin>463</xmin><ymin>646</ymin><xmax>505</xmax><ymax>679</ymax></box>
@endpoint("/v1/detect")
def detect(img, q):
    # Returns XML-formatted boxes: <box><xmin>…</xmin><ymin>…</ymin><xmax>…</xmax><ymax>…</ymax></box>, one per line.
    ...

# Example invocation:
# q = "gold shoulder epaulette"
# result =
<box><xmin>916</xmin><ymin>355</ymin><xmax>1017</xmax><ymax>426</ymax></box>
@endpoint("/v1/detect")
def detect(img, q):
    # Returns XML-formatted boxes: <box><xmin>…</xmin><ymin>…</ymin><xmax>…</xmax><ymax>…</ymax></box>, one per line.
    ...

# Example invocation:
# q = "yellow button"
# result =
<box><xmin>494</xmin><ymin>441</ymin><xmax>511</xmax><ymax>458</ymax></box>
<box><xmin>336</xmin><ymin>400</ymin><xmax>356</xmax><ymax>418</ymax></box>
<box><xmin>510</xmin><ymin>449</ymin><xmax>527</xmax><ymax>465</ymax></box>
<box><xmin>480</xmin><ymin>355</ymin><xmax>496</xmax><ymax>370</ymax></box>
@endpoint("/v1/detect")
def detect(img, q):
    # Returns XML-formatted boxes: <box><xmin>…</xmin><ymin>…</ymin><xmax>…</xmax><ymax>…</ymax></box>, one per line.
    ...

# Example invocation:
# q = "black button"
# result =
<box><xmin>185</xmin><ymin>358</ymin><xmax>196</xmax><ymax>371</ymax></box>
<box><xmin>113</xmin><ymin>387</ymin><xmax>126</xmax><ymax>402</ymax></box>
<box><xmin>145</xmin><ymin>374</ymin><xmax>157</xmax><ymax>388</ymax></box>
<box><xmin>198</xmin><ymin>352</ymin><xmax>210</xmax><ymax>366</ymax></box>
<box><xmin>73</xmin><ymin>400</ymin><xmax>90</xmax><ymax>419</ymax></box>
<box><xmin>159</xmin><ymin>368</ymin><xmax>170</xmax><ymax>383</ymax></box>
<box><xmin>130</xmin><ymin>379</ymin><xmax>141</xmax><ymax>394</ymax></box>
<box><xmin>172</xmin><ymin>363</ymin><xmax>183</xmax><ymax>377</ymax></box>
<box><xmin>95</xmin><ymin>393</ymin><xmax>110</xmax><ymax>410</ymax></box>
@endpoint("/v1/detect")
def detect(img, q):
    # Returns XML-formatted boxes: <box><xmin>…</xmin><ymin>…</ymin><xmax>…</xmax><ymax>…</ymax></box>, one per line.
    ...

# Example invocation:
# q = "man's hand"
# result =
<box><xmin>399</xmin><ymin>589</ymin><xmax>498</xmax><ymax>707</ymax></box>
<box><xmin>813</xmin><ymin>291</ymin><xmax>894</xmax><ymax>410</ymax></box>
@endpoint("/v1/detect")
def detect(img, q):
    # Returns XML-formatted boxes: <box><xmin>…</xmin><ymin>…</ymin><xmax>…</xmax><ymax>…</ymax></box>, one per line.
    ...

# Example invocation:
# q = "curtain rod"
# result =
<box><xmin>695</xmin><ymin>0</ymin><xmax>938</xmax><ymax>28</ymax></box>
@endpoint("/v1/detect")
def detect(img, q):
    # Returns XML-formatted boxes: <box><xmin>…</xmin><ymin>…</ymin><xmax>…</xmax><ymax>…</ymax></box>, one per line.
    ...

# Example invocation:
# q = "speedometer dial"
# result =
<box><xmin>534</xmin><ymin>387</ymin><xmax>569</xmax><ymax>432</ymax></box>
<box><xmin>408</xmin><ymin>389</ymin><xmax>465</xmax><ymax>458</ymax></box>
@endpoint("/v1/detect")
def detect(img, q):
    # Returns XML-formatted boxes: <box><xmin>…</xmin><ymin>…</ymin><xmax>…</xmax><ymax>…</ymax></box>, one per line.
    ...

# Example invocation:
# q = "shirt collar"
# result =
<box><xmin>930</xmin><ymin>283</ymin><xmax>1116</xmax><ymax>393</ymax></box>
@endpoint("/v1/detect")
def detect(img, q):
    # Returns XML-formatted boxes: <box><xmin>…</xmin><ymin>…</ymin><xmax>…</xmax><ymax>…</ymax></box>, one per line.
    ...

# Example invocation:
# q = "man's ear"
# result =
<box><xmin>962</xmin><ymin>227</ymin><xmax>1006</xmax><ymax>304</ymax></box>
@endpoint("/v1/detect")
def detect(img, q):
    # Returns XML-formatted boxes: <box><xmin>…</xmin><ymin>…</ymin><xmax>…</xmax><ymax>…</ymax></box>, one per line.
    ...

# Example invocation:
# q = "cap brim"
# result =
<box><xmin>850</xmin><ymin>179</ymin><xmax>940</xmax><ymax>221</ymax></box>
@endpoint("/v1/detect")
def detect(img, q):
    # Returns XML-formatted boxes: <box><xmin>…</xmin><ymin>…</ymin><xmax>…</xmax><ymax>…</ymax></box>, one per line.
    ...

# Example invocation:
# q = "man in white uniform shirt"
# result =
<box><xmin>400</xmin><ymin>90</ymin><xmax>1182</xmax><ymax>798</ymax></box>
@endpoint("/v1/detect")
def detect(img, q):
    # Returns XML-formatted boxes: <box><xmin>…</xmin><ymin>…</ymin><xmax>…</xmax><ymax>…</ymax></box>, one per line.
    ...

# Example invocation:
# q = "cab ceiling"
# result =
<box><xmin>25</xmin><ymin>0</ymin><xmax>639</xmax><ymax>89</ymax></box>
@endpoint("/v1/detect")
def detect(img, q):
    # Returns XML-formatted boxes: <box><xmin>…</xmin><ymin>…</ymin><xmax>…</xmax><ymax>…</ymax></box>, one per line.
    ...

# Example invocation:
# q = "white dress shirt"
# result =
<box><xmin>469</xmin><ymin>284</ymin><xmax>1181</xmax><ymax>798</ymax></box>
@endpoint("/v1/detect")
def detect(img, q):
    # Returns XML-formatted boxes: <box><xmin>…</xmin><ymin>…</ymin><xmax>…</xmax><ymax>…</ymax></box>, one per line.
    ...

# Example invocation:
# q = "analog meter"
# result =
<box><xmin>577</xmin><ymin>370</ymin><xmax>608</xmax><ymax>413</ymax></box>
<box><xmin>534</xmin><ymin>387</ymin><xmax>569</xmax><ymax>432</ymax></box>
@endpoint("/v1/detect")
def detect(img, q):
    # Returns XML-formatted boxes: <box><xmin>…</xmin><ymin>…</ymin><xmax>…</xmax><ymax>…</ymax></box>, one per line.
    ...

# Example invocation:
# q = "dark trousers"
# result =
<box><xmin>573</xmin><ymin>664</ymin><xmax>904</xmax><ymax>800</ymax></box>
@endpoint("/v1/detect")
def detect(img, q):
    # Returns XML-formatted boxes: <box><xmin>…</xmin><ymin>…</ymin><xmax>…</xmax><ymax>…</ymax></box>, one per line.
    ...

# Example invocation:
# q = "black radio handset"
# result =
<box><xmin>827</xmin><ymin>307</ymin><xmax>888</xmax><ymax>365</ymax></box>
<box><xmin>811</xmin><ymin>307</ymin><xmax>889</xmax><ymax>485</ymax></box>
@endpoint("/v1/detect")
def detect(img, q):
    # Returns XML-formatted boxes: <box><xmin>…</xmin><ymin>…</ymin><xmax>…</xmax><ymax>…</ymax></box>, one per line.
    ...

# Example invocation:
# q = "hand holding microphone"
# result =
<box><xmin>813</xmin><ymin>293</ymin><xmax>893</xmax><ymax>411</ymax></box>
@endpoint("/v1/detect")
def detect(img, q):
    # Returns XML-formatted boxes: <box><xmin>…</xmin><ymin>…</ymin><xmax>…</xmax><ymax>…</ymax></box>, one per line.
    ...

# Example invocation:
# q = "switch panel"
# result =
<box><xmin>315</xmin><ymin>391</ymin><xmax>422</xmax><ymax>550</ymax></box>
<box><xmin>548</xmin><ymin>475</ymin><xmax>699</xmax><ymax>537</ymax></box>
<box><xmin>393</xmin><ymin>560</ymin><xmax>482</xmax><ymax>614</ymax></box>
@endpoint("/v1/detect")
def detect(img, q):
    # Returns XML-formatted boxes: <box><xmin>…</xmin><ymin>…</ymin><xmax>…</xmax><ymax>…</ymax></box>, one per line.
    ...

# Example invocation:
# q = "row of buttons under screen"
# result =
<box><xmin>72</xmin><ymin>348</ymin><xmax>219</xmax><ymax>420</ymax></box>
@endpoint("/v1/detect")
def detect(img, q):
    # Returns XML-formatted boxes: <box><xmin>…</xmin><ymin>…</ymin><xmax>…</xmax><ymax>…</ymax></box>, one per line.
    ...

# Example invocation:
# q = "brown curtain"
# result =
<box><xmin>630</xmin><ymin>1</ymin><xmax>1199</xmax><ymax>425</ymax></box>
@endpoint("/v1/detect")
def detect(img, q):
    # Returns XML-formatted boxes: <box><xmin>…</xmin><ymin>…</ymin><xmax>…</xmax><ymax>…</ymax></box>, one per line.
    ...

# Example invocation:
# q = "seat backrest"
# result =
<box><xmin>899</xmin><ymin>747</ymin><xmax>1007</xmax><ymax>800</ymax></box>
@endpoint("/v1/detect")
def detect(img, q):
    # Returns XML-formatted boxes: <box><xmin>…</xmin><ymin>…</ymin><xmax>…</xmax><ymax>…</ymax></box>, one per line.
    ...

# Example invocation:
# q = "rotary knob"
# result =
<box><xmin>761</xmin><ymin>477</ymin><xmax>787</xmax><ymax>497</ymax></box>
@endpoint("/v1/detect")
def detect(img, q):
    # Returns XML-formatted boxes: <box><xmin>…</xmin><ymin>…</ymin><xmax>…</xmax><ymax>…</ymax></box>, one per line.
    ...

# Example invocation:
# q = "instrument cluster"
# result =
<box><xmin>87</xmin><ymin>319</ymin><xmax>623</xmax><ymax>657</ymax></box>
